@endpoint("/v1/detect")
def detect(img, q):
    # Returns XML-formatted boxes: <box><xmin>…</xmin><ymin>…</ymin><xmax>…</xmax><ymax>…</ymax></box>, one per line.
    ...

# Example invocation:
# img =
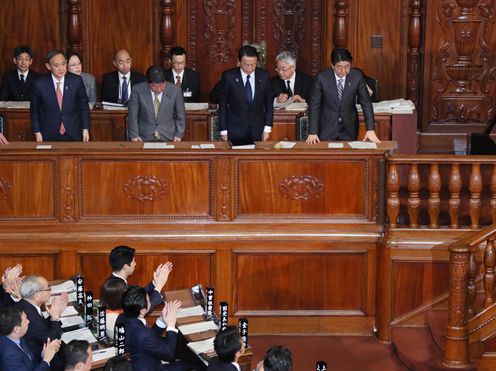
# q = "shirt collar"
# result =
<box><xmin>240</xmin><ymin>69</ymin><xmax>255</xmax><ymax>83</ymax></box>
<box><xmin>232</xmin><ymin>362</ymin><xmax>241</xmax><ymax>371</ymax></box>
<box><xmin>334</xmin><ymin>72</ymin><xmax>346</xmax><ymax>83</ymax></box>
<box><xmin>18</xmin><ymin>70</ymin><xmax>29</xmax><ymax>79</ymax></box>
<box><xmin>118</xmin><ymin>72</ymin><xmax>131</xmax><ymax>81</ymax></box>
<box><xmin>112</xmin><ymin>272</ymin><xmax>127</xmax><ymax>284</ymax></box>
<box><xmin>51</xmin><ymin>74</ymin><xmax>65</xmax><ymax>86</ymax></box>
<box><xmin>173</xmin><ymin>70</ymin><xmax>184</xmax><ymax>80</ymax></box>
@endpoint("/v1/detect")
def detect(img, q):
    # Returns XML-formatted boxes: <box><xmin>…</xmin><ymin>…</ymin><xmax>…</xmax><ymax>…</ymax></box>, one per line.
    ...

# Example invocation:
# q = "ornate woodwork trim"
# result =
<box><xmin>310</xmin><ymin>0</ymin><xmax>323</xmax><ymax>76</ymax></box>
<box><xmin>216</xmin><ymin>158</ymin><xmax>233</xmax><ymax>221</ymax></box>
<box><xmin>241</xmin><ymin>0</ymin><xmax>252</xmax><ymax>44</ymax></box>
<box><xmin>278</xmin><ymin>175</ymin><xmax>324</xmax><ymax>201</ymax></box>
<box><xmin>254</xmin><ymin>0</ymin><xmax>267</xmax><ymax>43</ymax></box>
<box><xmin>273</xmin><ymin>0</ymin><xmax>305</xmax><ymax>59</ymax></box>
<box><xmin>160</xmin><ymin>0</ymin><xmax>176</xmax><ymax>67</ymax></box>
<box><xmin>67</xmin><ymin>0</ymin><xmax>82</xmax><ymax>53</ymax></box>
<box><xmin>123</xmin><ymin>175</ymin><xmax>170</xmax><ymax>202</ymax></box>
<box><xmin>407</xmin><ymin>0</ymin><xmax>423</xmax><ymax>109</ymax></box>
<box><xmin>0</xmin><ymin>178</ymin><xmax>12</xmax><ymax>200</ymax></box>
<box><xmin>203</xmin><ymin>0</ymin><xmax>236</xmax><ymax>64</ymax></box>
<box><xmin>186</xmin><ymin>0</ymin><xmax>198</xmax><ymax>70</ymax></box>
<box><xmin>61</xmin><ymin>158</ymin><xmax>76</xmax><ymax>222</ymax></box>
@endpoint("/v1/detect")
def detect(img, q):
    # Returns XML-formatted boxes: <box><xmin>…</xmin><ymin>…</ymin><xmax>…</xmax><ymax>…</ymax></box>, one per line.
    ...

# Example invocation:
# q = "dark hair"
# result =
<box><xmin>331</xmin><ymin>48</ymin><xmax>353</xmax><ymax>65</ymax></box>
<box><xmin>14</xmin><ymin>45</ymin><xmax>33</xmax><ymax>59</ymax></box>
<box><xmin>146</xmin><ymin>65</ymin><xmax>166</xmax><ymax>83</ymax></box>
<box><xmin>122</xmin><ymin>286</ymin><xmax>147</xmax><ymax>317</ymax></box>
<box><xmin>63</xmin><ymin>340</ymin><xmax>90</xmax><ymax>368</ymax></box>
<box><xmin>0</xmin><ymin>306</ymin><xmax>23</xmax><ymax>335</ymax></box>
<box><xmin>264</xmin><ymin>345</ymin><xmax>293</xmax><ymax>371</ymax></box>
<box><xmin>66</xmin><ymin>51</ymin><xmax>84</xmax><ymax>65</ymax></box>
<box><xmin>100</xmin><ymin>278</ymin><xmax>128</xmax><ymax>310</ymax></box>
<box><xmin>103</xmin><ymin>355</ymin><xmax>133</xmax><ymax>371</ymax></box>
<box><xmin>238</xmin><ymin>45</ymin><xmax>259</xmax><ymax>61</ymax></box>
<box><xmin>109</xmin><ymin>245</ymin><xmax>135</xmax><ymax>271</ymax></box>
<box><xmin>169</xmin><ymin>46</ymin><xmax>187</xmax><ymax>58</ymax></box>
<box><xmin>46</xmin><ymin>49</ymin><xmax>66</xmax><ymax>64</ymax></box>
<box><xmin>213</xmin><ymin>325</ymin><xmax>242</xmax><ymax>363</ymax></box>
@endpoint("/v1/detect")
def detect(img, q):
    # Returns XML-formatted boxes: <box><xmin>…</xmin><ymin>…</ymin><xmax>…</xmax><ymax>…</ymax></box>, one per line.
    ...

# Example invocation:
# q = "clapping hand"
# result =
<box><xmin>161</xmin><ymin>299</ymin><xmax>181</xmax><ymax>329</ymax></box>
<box><xmin>152</xmin><ymin>262</ymin><xmax>173</xmax><ymax>292</ymax></box>
<box><xmin>42</xmin><ymin>338</ymin><xmax>61</xmax><ymax>364</ymax></box>
<box><xmin>47</xmin><ymin>292</ymin><xmax>68</xmax><ymax>320</ymax></box>
<box><xmin>2</xmin><ymin>264</ymin><xmax>23</xmax><ymax>298</ymax></box>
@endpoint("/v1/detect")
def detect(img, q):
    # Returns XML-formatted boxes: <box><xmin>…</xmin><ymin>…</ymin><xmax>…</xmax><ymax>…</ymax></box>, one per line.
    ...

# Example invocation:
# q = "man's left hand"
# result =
<box><xmin>262</xmin><ymin>132</ymin><xmax>270</xmax><ymax>141</ymax></box>
<box><xmin>173</xmin><ymin>137</ymin><xmax>181</xmax><ymax>142</ymax></box>
<box><xmin>82</xmin><ymin>129</ymin><xmax>90</xmax><ymax>142</ymax></box>
<box><xmin>363</xmin><ymin>130</ymin><xmax>381</xmax><ymax>143</ymax></box>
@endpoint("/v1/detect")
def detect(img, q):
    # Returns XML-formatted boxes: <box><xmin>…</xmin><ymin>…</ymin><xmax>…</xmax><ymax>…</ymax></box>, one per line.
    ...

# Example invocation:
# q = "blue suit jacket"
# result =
<box><xmin>119</xmin><ymin>316</ymin><xmax>178</xmax><ymax>371</ymax></box>
<box><xmin>207</xmin><ymin>357</ymin><xmax>238</xmax><ymax>371</ymax></box>
<box><xmin>0</xmin><ymin>335</ymin><xmax>49</xmax><ymax>371</ymax></box>
<box><xmin>30</xmin><ymin>72</ymin><xmax>89</xmax><ymax>141</ymax></box>
<box><xmin>218</xmin><ymin>67</ymin><xmax>273</xmax><ymax>141</ymax></box>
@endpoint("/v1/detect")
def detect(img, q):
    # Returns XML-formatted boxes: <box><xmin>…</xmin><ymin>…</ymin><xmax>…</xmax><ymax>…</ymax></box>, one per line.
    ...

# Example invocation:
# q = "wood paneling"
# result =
<box><xmin>0</xmin><ymin>252</ymin><xmax>59</xmax><ymax>281</ymax></box>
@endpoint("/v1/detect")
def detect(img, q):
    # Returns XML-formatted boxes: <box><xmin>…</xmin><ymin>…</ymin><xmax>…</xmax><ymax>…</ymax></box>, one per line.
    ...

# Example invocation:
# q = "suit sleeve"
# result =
<box><xmin>28</xmin><ymin>316</ymin><xmax>63</xmax><ymax>346</ymax></box>
<box><xmin>0</xmin><ymin>73</ymin><xmax>10</xmax><ymax>101</ymax></box>
<box><xmin>174</xmin><ymin>91</ymin><xmax>186</xmax><ymax>138</ymax></box>
<box><xmin>0</xmin><ymin>286</ymin><xmax>15</xmax><ymax>309</ymax></box>
<box><xmin>144</xmin><ymin>281</ymin><xmax>164</xmax><ymax>312</ymax></box>
<box><xmin>357</xmin><ymin>77</ymin><xmax>375</xmax><ymax>131</ymax></box>
<box><xmin>191</xmin><ymin>71</ymin><xmax>200</xmax><ymax>103</ymax></box>
<box><xmin>100</xmin><ymin>75</ymin><xmax>115</xmax><ymax>103</ymax></box>
<box><xmin>77</xmin><ymin>79</ymin><xmax>90</xmax><ymax>131</ymax></box>
<box><xmin>30</xmin><ymin>81</ymin><xmax>42</xmax><ymax>134</ymax></box>
<box><xmin>263</xmin><ymin>74</ymin><xmax>274</xmax><ymax>127</ymax></box>
<box><xmin>127</xmin><ymin>88</ymin><xmax>140</xmax><ymax>139</ymax></box>
<box><xmin>218</xmin><ymin>74</ymin><xmax>229</xmax><ymax>132</ymax></box>
<box><xmin>308</xmin><ymin>77</ymin><xmax>323</xmax><ymax>135</ymax></box>
<box><xmin>142</xmin><ymin>326</ymin><xmax>178</xmax><ymax>362</ymax></box>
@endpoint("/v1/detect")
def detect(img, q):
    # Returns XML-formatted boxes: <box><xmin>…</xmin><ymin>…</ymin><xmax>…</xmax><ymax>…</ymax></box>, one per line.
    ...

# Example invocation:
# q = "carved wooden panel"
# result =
<box><xmin>79</xmin><ymin>251</ymin><xmax>213</xmax><ymax>298</ymax></box>
<box><xmin>182</xmin><ymin>111</ymin><xmax>212</xmax><ymax>141</ymax></box>
<box><xmin>79</xmin><ymin>159</ymin><xmax>213</xmax><ymax>219</ymax></box>
<box><xmin>236</xmin><ymin>159</ymin><xmax>368</xmax><ymax>218</ymax></box>
<box><xmin>0</xmin><ymin>160</ymin><xmax>57</xmax><ymax>220</ymax></box>
<box><xmin>0</xmin><ymin>252</ymin><xmax>58</xmax><ymax>280</ymax></box>
<box><xmin>234</xmin><ymin>252</ymin><xmax>368</xmax><ymax>312</ymax></box>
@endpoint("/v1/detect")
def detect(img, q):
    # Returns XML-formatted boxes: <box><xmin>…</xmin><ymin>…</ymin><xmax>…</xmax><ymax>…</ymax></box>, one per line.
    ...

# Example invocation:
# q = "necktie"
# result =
<box><xmin>20</xmin><ymin>74</ymin><xmax>25</xmax><ymax>85</ymax></box>
<box><xmin>121</xmin><ymin>76</ymin><xmax>128</xmax><ymax>102</ymax></box>
<box><xmin>19</xmin><ymin>339</ymin><xmax>32</xmax><ymax>360</ymax></box>
<box><xmin>337</xmin><ymin>79</ymin><xmax>344</xmax><ymax>102</ymax></box>
<box><xmin>154</xmin><ymin>93</ymin><xmax>160</xmax><ymax>117</ymax></box>
<box><xmin>245</xmin><ymin>74</ymin><xmax>253</xmax><ymax>104</ymax></box>
<box><xmin>56</xmin><ymin>82</ymin><xmax>66</xmax><ymax>135</ymax></box>
<box><xmin>286</xmin><ymin>80</ymin><xmax>293</xmax><ymax>97</ymax></box>
<box><xmin>175</xmin><ymin>75</ymin><xmax>181</xmax><ymax>86</ymax></box>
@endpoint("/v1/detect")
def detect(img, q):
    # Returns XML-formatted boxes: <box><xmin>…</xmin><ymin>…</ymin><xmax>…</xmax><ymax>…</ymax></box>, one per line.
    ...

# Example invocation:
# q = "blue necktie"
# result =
<box><xmin>121</xmin><ymin>76</ymin><xmax>128</xmax><ymax>102</ymax></box>
<box><xmin>245</xmin><ymin>74</ymin><xmax>253</xmax><ymax>104</ymax></box>
<box><xmin>337</xmin><ymin>79</ymin><xmax>344</xmax><ymax>102</ymax></box>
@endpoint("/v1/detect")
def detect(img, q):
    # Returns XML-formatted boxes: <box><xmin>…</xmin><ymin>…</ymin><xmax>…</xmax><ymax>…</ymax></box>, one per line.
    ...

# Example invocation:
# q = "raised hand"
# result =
<box><xmin>47</xmin><ymin>292</ymin><xmax>68</xmax><ymax>320</ymax></box>
<box><xmin>42</xmin><ymin>338</ymin><xmax>62</xmax><ymax>364</ymax></box>
<box><xmin>152</xmin><ymin>261</ymin><xmax>173</xmax><ymax>292</ymax></box>
<box><xmin>161</xmin><ymin>299</ymin><xmax>181</xmax><ymax>329</ymax></box>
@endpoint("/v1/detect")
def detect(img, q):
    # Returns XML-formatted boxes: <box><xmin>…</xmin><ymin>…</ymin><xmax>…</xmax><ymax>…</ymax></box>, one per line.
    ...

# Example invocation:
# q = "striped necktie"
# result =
<box><xmin>337</xmin><ymin>79</ymin><xmax>344</xmax><ymax>102</ymax></box>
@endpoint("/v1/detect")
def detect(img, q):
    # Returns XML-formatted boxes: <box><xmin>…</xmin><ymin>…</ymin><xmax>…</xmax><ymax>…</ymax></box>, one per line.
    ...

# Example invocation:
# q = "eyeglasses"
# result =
<box><xmin>275</xmin><ymin>65</ymin><xmax>295</xmax><ymax>73</ymax></box>
<box><xmin>38</xmin><ymin>285</ymin><xmax>52</xmax><ymax>292</ymax></box>
<box><xmin>172</xmin><ymin>61</ymin><xmax>185</xmax><ymax>66</ymax></box>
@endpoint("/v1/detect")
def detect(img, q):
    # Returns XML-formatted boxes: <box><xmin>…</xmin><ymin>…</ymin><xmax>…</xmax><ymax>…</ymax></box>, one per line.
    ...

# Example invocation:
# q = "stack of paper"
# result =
<box><xmin>231</xmin><ymin>144</ymin><xmax>256</xmax><ymax>149</ymax></box>
<box><xmin>0</xmin><ymin>101</ymin><xmax>30</xmax><ymax>108</ymax></box>
<box><xmin>92</xmin><ymin>347</ymin><xmax>117</xmax><ymax>363</ymax></box>
<box><xmin>177</xmin><ymin>305</ymin><xmax>205</xmax><ymax>318</ymax></box>
<box><xmin>51</xmin><ymin>280</ymin><xmax>76</xmax><ymax>294</ymax></box>
<box><xmin>61</xmin><ymin>316</ymin><xmax>85</xmax><ymax>328</ymax></box>
<box><xmin>187</xmin><ymin>336</ymin><xmax>215</xmax><ymax>355</ymax></box>
<box><xmin>178</xmin><ymin>320</ymin><xmax>218</xmax><ymax>335</ymax></box>
<box><xmin>277</xmin><ymin>141</ymin><xmax>296</xmax><ymax>149</ymax></box>
<box><xmin>348</xmin><ymin>141</ymin><xmax>377</xmax><ymax>149</ymax></box>
<box><xmin>357</xmin><ymin>99</ymin><xmax>415</xmax><ymax>114</ymax></box>
<box><xmin>285</xmin><ymin>102</ymin><xmax>308</xmax><ymax>111</ymax></box>
<box><xmin>102</xmin><ymin>101</ymin><xmax>126</xmax><ymax>110</ymax></box>
<box><xmin>61</xmin><ymin>327</ymin><xmax>97</xmax><ymax>344</ymax></box>
<box><xmin>185</xmin><ymin>103</ymin><xmax>209</xmax><ymax>111</ymax></box>
<box><xmin>143</xmin><ymin>143</ymin><xmax>175</xmax><ymax>149</ymax></box>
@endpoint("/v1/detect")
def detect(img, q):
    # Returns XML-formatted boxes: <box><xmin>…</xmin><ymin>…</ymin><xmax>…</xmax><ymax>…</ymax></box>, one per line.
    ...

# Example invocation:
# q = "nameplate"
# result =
<box><xmin>143</xmin><ymin>143</ymin><xmax>175</xmax><ymax>149</ymax></box>
<box><xmin>328</xmin><ymin>143</ymin><xmax>344</xmax><ymax>148</ymax></box>
<box><xmin>36</xmin><ymin>145</ymin><xmax>52</xmax><ymax>150</ymax></box>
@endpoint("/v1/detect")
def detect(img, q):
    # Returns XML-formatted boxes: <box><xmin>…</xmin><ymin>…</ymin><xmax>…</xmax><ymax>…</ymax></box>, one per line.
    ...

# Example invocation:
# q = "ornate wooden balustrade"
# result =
<box><xmin>387</xmin><ymin>155</ymin><xmax>496</xmax><ymax>229</ymax></box>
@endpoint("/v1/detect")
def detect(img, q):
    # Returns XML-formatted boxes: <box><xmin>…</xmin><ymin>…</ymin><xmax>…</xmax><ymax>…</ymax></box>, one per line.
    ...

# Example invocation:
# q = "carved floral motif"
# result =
<box><xmin>123</xmin><ymin>176</ymin><xmax>169</xmax><ymax>202</ymax></box>
<box><xmin>273</xmin><ymin>0</ymin><xmax>305</xmax><ymax>58</ymax></box>
<box><xmin>0</xmin><ymin>178</ymin><xmax>12</xmax><ymax>200</ymax></box>
<box><xmin>203</xmin><ymin>0</ymin><xmax>236</xmax><ymax>64</ymax></box>
<box><xmin>279</xmin><ymin>175</ymin><xmax>324</xmax><ymax>201</ymax></box>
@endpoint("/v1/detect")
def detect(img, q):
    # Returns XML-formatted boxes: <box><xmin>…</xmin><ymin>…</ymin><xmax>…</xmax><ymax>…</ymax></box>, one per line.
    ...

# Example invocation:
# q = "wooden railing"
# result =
<box><xmin>387</xmin><ymin>156</ymin><xmax>496</xmax><ymax>229</ymax></box>
<box><xmin>444</xmin><ymin>224</ymin><xmax>496</xmax><ymax>367</ymax></box>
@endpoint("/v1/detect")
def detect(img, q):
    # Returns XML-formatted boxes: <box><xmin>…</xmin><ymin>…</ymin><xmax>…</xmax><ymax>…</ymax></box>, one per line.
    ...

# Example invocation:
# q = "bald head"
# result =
<box><xmin>113</xmin><ymin>49</ymin><xmax>132</xmax><ymax>75</ymax></box>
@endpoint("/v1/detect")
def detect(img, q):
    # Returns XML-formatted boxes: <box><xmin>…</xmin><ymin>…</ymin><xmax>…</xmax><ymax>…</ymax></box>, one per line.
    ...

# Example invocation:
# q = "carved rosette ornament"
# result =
<box><xmin>0</xmin><ymin>178</ymin><xmax>13</xmax><ymax>200</ymax></box>
<box><xmin>123</xmin><ymin>176</ymin><xmax>169</xmax><ymax>202</ymax></box>
<box><xmin>273</xmin><ymin>0</ymin><xmax>305</xmax><ymax>58</ymax></box>
<box><xmin>204</xmin><ymin>0</ymin><xmax>236</xmax><ymax>64</ymax></box>
<box><xmin>278</xmin><ymin>175</ymin><xmax>324</xmax><ymax>201</ymax></box>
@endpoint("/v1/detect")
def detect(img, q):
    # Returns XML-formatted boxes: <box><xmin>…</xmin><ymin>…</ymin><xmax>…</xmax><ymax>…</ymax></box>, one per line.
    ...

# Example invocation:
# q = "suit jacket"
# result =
<box><xmin>270</xmin><ymin>71</ymin><xmax>313</xmax><ymax>101</ymax></box>
<box><xmin>14</xmin><ymin>300</ymin><xmax>62</xmax><ymax>365</ymax></box>
<box><xmin>164</xmin><ymin>68</ymin><xmax>200</xmax><ymax>103</ymax></box>
<box><xmin>0</xmin><ymin>69</ymin><xmax>40</xmax><ymax>101</ymax></box>
<box><xmin>120</xmin><ymin>316</ymin><xmax>178</xmax><ymax>371</ymax></box>
<box><xmin>102</xmin><ymin>275</ymin><xmax>164</xmax><ymax>312</ymax></box>
<box><xmin>207</xmin><ymin>357</ymin><xmax>238</xmax><ymax>371</ymax></box>
<box><xmin>218</xmin><ymin>67</ymin><xmax>274</xmax><ymax>141</ymax></box>
<box><xmin>80</xmin><ymin>72</ymin><xmax>97</xmax><ymax>103</ymax></box>
<box><xmin>30</xmin><ymin>72</ymin><xmax>90</xmax><ymax>141</ymax></box>
<box><xmin>127</xmin><ymin>82</ymin><xmax>185</xmax><ymax>141</ymax></box>
<box><xmin>100</xmin><ymin>70</ymin><xmax>146</xmax><ymax>103</ymax></box>
<box><xmin>0</xmin><ymin>335</ymin><xmax>49</xmax><ymax>371</ymax></box>
<box><xmin>308</xmin><ymin>68</ymin><xmax>374</xmax><ymax>141</ymax></box>
<box><xmin>0</xmin><ymin>286</ymin><xmax>15</xmax><ymax>309</ymax></box>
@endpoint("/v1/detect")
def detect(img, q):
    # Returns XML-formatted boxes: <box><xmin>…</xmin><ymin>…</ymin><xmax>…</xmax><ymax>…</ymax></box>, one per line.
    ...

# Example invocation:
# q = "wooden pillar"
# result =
<box><xmin>333</xmin><ymin>0</ymin><xmax>349</xmax><ymax>48</ymax></box>
<box><xmin>407</xmin><ymin>163</ymin><xmax>420</xmax><ymax>228</ymax></box>
<box><xmin>160</xmin><ymin>0</ymin><xmax>176</xmax><ymax>68</ymax></box>
<box><xmin>406</xmin><ymin>0</ymin><xmax>422</xmax><ymax>111</ymax></box>
<box><xmin>449</xmin><ymin>163</ymin><xmax>462</xmax><ymax>229</ymax></box>
<box><xmin>67</xmin><ymin>0</ymin><xmax>82</xmax><ymax>53</ymax></box>
<box><xmin>386</xmin><ymin>163</ymin><xmax>400</xmax><ymax>228</ymax></box>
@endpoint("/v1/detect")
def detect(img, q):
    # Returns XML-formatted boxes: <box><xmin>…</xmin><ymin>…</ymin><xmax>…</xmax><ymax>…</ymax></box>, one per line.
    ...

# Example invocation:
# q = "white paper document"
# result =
<box><xmin>61</xmin><ymin>306</ymin><xmax>79</xmax><ymax>317</ymax></box>
<box><xmin>36</xmin><ymin>145</ymin><xmax>52</xmax><ymax>150</ymax></box>
<box><xmin>328</xmin><ymin>143</ymin><xmax>344</xmax><ymax>148</ymax></box>
<box><xmin>0</xmin><ymin>101</ymin><xmax>30</xmax><ymax>109</ymax></box>
<box><xmin>284</xmin><ymin>102</ymin><xmax>308</xmax><ymax>111</ymax></box>
<box><xmin>143</xmin><ymin>143</ymin><xmax>175</xmax><ymax>149</ymax></box>
<box><xmin>231</xmin><ymin>144</ymin><xmax>256</xmax><ymax>149</ymax></box>
<box><xmin>61</xmin><ymin>327</ymin><xmax>97</xmax><ymax>344</ymax></box>
<box><xmin>185</xmin><ymin>103</ymin><xmax>209</xmax><ymax>111</ymax></box>
<box><xmin>51</xmin><ymin>280</ymin><xmax>76</xmax><ymax>294</ymax></box>
<box><xmin>92</xmin><ymin>347</ymin><xmax>117</xmax><ymax>362</ymax></box>
<box><xmin>348</xmin><ymin>141</ymin><xmax>377</xmax><ymax>149</ymax></box>
<box><xmin>277</xmin><ymin>141</ymin><xmax>296</xmax><ymax>149</ymax></box>
<box><xmin>177</xmin><ymin>305</ymin><xmax>205</xmax><ymax>318</ymax></box>
<box><xmin>61</xmin><ymin>315</ymin><xmax>85</xmax><ymax>328</ymax></box>
<box><xmin>178</xmin><ymin>320</ymin><xmax>218</xmax><ymax>335</ymax></box>
<box><xmin>187</xmin><ymin>336</ymin><xmax>215</xmax><ymax>355</ymax></box>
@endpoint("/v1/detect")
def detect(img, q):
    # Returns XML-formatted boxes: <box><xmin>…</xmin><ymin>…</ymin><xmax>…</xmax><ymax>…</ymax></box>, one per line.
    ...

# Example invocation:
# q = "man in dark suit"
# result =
<box><xmin>164</xmin><ymin>46</ymin><xmax>200</xmax><ymax>103</ymax></box>
<box><xmin>100</xmin><ymin>49</ymin><xmax>146</xmax><ymax>104</ymax></box>
<box><xmin>207</xmin><ymin>326</ymin><xmax>245</xmax><ymax>371</ymax></box>
<box><xmin>63</xmin><ymin>340</ymin><xmax>93</xmax><ymax>371</ymax></box>
<box><xmin>270</xmin><ymin>51</ymin><xmax>313</xmax><ymax>104</ymax></box>
<box><xmin>0</xmin><ymin>45</ymin><xmax>40</xmax><ymax>101</ymax></box>
<box><xmin>14</xmin><ymin>275</ymin><xmax>67</xmax><ymax>366</ymax></box>
<box><xmin>255</xmin><ymin>345</ymin><xmax>293</xmax><ymax>371</ymax></box>
<box><xmin>218</xmin><ymin>45</ymin><xmax>274</xmax><ymax>143</ymax></box>
<box><xmin>30</xmin><ymin>50</ymin><xmax>90</xmax><ymax>142</ymax></box>
<box><xmin>0</xmin><ymin>306</ymin><xmax>61</xmax><ymax>371</ymax></box>
<box><xmin>100</xmin><ymin>246</ymin><xmax>171</xmax><ymax>313</ymax></box>
<box><xmin>306</xmin><ymin>48</ymin><xmax>380</xmax><ymax>144</ymax></box>
<box><xmin>128</xmin><ymin>65</ymin><xmax>185</xmax><ymax>142</ymax></box>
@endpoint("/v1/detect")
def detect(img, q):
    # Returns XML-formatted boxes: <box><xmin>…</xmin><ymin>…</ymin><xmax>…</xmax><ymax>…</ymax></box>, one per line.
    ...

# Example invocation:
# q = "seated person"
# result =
<box><xmin>117</xmin><ymin>285</ymin><xmax>190</xmax><ymax>371</ymax></box>
<box><xmin>100</xmin><ymin>49</ymin><xmax>146</xmax><ymax>104</ymax></box>
<box><xmin>270</xmin><ymin>51</ymin><xmax>313</xmax><ymax>104</ymax></box>
<box><xmin>255</xmin><ymin>345</ymin><xmax>293</xmax><ymax>371</ymax></box>
<box><xmin>0</xmin><ymin>306</ymin><xmax>61</xmax><ymax>370</ymax></box>
<box><xmin>14</xmin><ymin>275</ymin><xmax>67</xmax><ymax>365</ymax></box>
<box><xmin>1</xmin><ymin>264</ymin><xmax>22</xmax><ymax>308</ymax></box>
<box><xmin>67</xmin><ymin>52</ymin><xmax>97</xmax><ymax>103</ymax></box>
<box><xmin>103</xmin><ymin>355</ymin><xmax>133</xmax><ymax>371</ymax></box>
<box><xmin>101</xmin><ymin>245</ymin><xmax>172</xmax><ymax>312</ymax></box>
<box><xmin>207</xmin><ymin>325</ymin><xmax>245</xmax><ymax>371</ymax></box>
<box><xmin>127</xmin><ymin>65</ymin><xmax>185</xmax><ymax>142</ymax></box>
<box><xmin>0</xmin><ymin>45</ymin><xmax>40</xmax><ymax>101</ymax></box>
<box><xmin>99</xmin><ymin>278</ymin><xmax>128</xmax><ymax>339</ymax></box>
<box><xmin>164</xmin><ymin>46</ymin><xmax>200</xmax><ymax>102</ymax></box>
<box><xmin>63</xmin><ymin>339</ymin><xmax>93</xmax><ymax>371</ymax></box>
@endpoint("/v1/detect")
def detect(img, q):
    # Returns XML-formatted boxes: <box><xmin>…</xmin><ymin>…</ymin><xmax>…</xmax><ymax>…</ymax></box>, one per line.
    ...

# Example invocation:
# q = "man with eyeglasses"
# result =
<box><xmin>0</xmin><ymin>45</ymin><xmax>40</xmax><ymax>101</ymax></box>
<box><xmin>15</xmin><ymin>275</ymin><xmax>68</xmax><ymax>367</ymax></box>
<box><xmin>306</xmin><ymin>48</ymin><xmax>380</xmax><ymax>144</ymax></box>
<box><xmin>164</xmin><ymin>46</ymin><xmax>200</xmax><ymax>103</ymax></box>
<box><xmin>218</xmin><ymin>45</ymin><xmax>274</xmax><ymax>144</ymax></box>
<box><xmin>270</xmin><ymin>51</ymin><xmax>313</xmax><ymax>104</ymax></box>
